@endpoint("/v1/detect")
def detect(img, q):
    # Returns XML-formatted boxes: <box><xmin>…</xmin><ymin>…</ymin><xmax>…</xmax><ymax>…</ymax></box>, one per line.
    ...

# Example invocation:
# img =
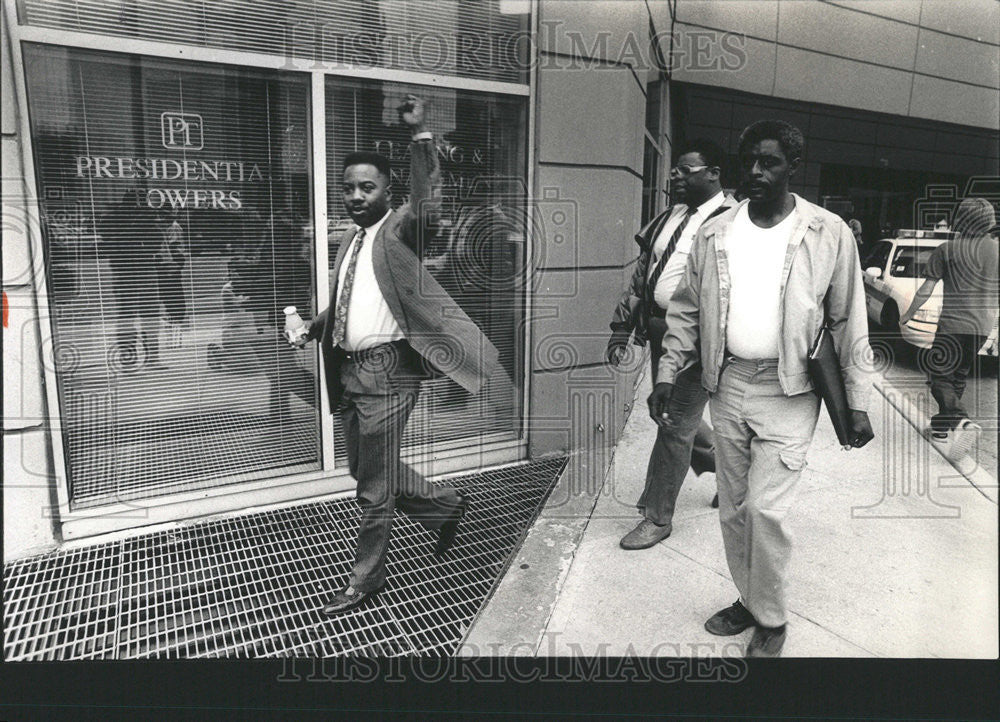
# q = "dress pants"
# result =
<box><xmin>710</xmin><ymin>356</ymin><xmax>820</xmax><ymax>628</ymax></box>
<box><xmin>927</xmin><ymin>331</ymin><xmax>986</xmax><ymax>433</ymax></box>
<box><xmin>636</xmin><ymin>316</ymin><xmax>716</xmax><ymax>527</ymax></box>
<box><xmin>338</xmin><ymin>342</ymin><xmax>462</xmax><ymax>593</ymax></box>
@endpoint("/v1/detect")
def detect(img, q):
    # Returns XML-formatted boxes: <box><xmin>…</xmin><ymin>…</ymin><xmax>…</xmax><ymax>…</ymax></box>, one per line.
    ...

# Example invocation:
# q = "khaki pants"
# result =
<box><xmin>710</xmin><ymin>356</ymin><xmax>820</xmax><ymax>628</ymax></box>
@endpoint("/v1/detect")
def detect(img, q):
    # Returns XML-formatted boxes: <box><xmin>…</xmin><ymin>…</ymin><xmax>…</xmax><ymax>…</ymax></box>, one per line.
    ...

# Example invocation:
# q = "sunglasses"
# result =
<box><xmin>670</xmin><ymin>164</ymin><xmax>710</xmax><ymax>177</ymax></box>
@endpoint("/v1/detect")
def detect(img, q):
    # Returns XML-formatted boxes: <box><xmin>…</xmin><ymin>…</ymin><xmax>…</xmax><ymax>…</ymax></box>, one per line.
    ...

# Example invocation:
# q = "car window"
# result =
<box><xmin>888</xmin><ymin>246</ymin><xmax>935</xmax><ymax>278</ymax></box>
<box><xmin>864</xmin><ymin>241</ymin><xmax>893</xmax><ymax>271</ymax></box>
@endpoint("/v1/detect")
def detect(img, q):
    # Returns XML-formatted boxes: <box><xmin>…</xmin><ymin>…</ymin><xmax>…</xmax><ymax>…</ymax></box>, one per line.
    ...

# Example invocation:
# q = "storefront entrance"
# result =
<box><xmin>22</xmin><ymin>44</ymin><xmax>528</xmax><ymax>515</ymax></box>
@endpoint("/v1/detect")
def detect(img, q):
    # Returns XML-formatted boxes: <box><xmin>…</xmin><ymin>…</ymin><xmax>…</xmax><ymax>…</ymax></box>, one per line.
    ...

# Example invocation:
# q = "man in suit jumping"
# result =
<box><xmin>295</xmin><ymin>95</ymin><xmax>499</xmax><ymax>615</ymax></box>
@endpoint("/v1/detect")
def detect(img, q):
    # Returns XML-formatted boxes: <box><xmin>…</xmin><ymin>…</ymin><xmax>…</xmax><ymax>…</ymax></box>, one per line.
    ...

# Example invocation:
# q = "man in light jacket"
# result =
<box><xmin>649</xmin><ymin>120</ymin><xmax>874</xmax><ymax>656</ymax></box>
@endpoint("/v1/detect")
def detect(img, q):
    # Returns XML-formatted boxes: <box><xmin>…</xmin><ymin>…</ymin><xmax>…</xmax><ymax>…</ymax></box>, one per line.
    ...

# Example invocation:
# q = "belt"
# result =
<box><xmin>723</xmin><ymin>351</ymin><xmax>778</xmax><ymax>368</ymax></box>
<box><xmin>340</xmin><ymin>339</ymin><xmax>408</xmax><ymax>364</ymax></box>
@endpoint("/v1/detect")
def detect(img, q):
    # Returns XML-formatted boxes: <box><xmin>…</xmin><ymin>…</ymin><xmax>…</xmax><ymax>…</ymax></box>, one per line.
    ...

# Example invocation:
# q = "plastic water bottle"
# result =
<box><xmin>283</xmin><ymin>306</ymin><xmax>306</xmax><ymax>344</ymax></box>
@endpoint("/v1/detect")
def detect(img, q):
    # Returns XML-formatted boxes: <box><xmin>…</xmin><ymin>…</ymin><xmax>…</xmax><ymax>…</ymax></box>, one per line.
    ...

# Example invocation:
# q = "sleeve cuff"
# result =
<box><xmin>656</xmin><ymin>360</ymin><xmax>678</xmax><ymax>386</ymax></box>
<box><xmin>846</xmin><ymin>386</ymin><xmax>872</xmax><ymax>413</ymax></box>
<box><xmin>411</xmin><ymin>131</ymin><xmax>433</xmax><ymax>141</ymax></box>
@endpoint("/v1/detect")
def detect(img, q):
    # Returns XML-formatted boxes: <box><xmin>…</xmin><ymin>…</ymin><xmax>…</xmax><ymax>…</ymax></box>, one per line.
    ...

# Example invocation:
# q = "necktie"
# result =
<box><xmin>646</xmin><ymin>209</ymin><xmax>693</xmax><ymax>314</ymax></box>
<box><xmin>331</xmin><ymin>228</ymin><xmax>365</xmax><ymax>348</ymax></box>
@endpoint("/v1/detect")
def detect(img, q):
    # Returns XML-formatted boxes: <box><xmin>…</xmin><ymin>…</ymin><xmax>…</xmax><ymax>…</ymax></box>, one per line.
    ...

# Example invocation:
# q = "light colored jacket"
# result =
<box><xmin>657</xmin><ymin>194</ymin><xmax>873</xmax><ymax>411</ymax></box>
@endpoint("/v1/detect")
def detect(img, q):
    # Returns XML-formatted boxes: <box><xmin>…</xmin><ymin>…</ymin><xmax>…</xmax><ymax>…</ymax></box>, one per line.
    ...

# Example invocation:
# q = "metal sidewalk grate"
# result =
<box><xmin>4</xmin><ymin>456</ymin><xmax>566</xmax><ymax>660</ymax></box>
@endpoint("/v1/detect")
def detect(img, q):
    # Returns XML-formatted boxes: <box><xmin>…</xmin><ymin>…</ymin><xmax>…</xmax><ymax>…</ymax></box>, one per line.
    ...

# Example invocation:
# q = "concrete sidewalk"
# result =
<box><xmin>464</xmin><ymin>369</ymin><xmax>998</xmax><ymax>658</ymax></box>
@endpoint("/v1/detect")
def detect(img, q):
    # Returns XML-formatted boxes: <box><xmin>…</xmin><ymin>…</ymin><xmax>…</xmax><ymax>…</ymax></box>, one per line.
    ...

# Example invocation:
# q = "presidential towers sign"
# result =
<box><xmin>74</xmin><ymin>112</ymin><xmax>269</xmax><ymax>210</ymax></box>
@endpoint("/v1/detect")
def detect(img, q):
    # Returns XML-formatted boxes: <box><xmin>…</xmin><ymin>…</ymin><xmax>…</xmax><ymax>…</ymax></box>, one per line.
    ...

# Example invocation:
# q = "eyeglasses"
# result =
<box><xmin>670</xmin><ymin>164</ymin><xmax>709</xmax><ymax>177</ymax></box>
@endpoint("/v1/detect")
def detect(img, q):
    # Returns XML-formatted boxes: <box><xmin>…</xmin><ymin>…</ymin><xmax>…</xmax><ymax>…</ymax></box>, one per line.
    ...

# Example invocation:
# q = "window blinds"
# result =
<box><xmin>20</xmin><ymin>0</ymin><xmax>529</xmax><ymax>84</ymax></box>
<box><xmin>24</xmin><ymin>45</ymin><xmax>321</xmax><ymax>508</ymax></box>
<box><xmin>325</xmin><ymin>77</ymin><xmax>527</xmax><ymax>458</ymax></box>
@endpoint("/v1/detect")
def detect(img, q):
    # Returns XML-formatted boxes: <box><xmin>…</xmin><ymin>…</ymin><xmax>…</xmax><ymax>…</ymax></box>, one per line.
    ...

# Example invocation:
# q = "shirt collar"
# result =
<box><xmin>689</xmin><ymin>190</ymin><xmax>725</xmax><ymax>218</ymax></box>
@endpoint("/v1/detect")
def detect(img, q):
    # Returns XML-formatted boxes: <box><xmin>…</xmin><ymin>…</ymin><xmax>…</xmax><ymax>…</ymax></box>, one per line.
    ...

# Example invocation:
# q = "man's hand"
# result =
<box><xmin>647</xmin><ymin>382</ymin><xmax>674</xmax><ymax>425</ymax></box>
<box><xmin>605</xmin><ymin>331</ymin><xmax>631</xmax><ymax>367</ymax></box>
<box><xmin>847</xmin><ymin>410</ymin><xmax>874</xmax><ymax>448</ymax></box>
<box><xmin>398</xmin><ymin>94</ymin><xmax>426</xmax><ymax>133</ymax></box>
<box><xmin>286</xmin><ymin>321</ymin><xmax>311</xmax><ymax>349</ymax></box>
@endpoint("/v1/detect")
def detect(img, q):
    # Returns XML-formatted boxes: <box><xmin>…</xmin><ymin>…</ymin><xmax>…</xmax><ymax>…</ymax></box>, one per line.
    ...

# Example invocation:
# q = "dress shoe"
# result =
<box><xmin>321</xmin><ymin>585</ymin><xmax>381</xmax><ymax>616</ymax></box>
<box><xmin>711</xmin><ymin>493</ymin><xmax>719</xmax><ymax>509</ymax></box>
<box><xmin>746</xmin><ymin>624</ymin><xmax>786</xmax><ymax>657</ymax></box>
<box><xmin>704</xmin><ymin>600</ymin><xmax>757</xmax><ymax>636</ymax></box>
<box><xmin>619</xmin><ymin>518</ymin><xmax>671</xmax><ymax>550</ymax></box>
<box><xmin>435</xmin><ymin>495</ymin><xmax>469</xmax><ymax>556</ymax></box>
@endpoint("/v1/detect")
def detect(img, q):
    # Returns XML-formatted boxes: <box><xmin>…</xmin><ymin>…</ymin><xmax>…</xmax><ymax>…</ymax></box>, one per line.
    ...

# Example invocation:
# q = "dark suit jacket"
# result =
<box><xmin>308</xmin><ymin>137</ymin><xmax>500</xmax><ymax>409</ymax></box>
<box><xmin>609</xmin><ymin>194</ymin><xmax>738</xmax><ymax>347</ymax></box>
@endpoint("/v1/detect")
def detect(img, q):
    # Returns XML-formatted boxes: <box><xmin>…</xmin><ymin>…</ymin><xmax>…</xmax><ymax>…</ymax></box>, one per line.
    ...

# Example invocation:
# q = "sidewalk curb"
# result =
<box><xmin>874</xmin><ymin>378</ymin><xmax>998</xmax><ymax>501</ymax></box>
<box><xmin>459</xmin><ymin>448</ymin><xmax>615</xmax><ymax>656</ymax></box>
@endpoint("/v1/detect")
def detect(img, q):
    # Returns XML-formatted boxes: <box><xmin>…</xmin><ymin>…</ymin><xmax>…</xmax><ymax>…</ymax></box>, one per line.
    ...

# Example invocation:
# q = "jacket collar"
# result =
<box><xmin>703</xmin><ymin>193</ymin><xmax>824</xmax><ymax>241</ymax></box>
<box><xmin>634</xmin><ymin>207</ymin><xmax>673</xmax><ymax>251</ymax></box>
<box><xmin>634</xmin><ymin>193</ymin><xmax>739</xmax><ymax>250</ymax></box>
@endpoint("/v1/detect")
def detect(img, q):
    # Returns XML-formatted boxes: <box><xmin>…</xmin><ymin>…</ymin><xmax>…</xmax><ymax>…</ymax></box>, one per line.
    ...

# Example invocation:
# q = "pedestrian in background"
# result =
<box><xmin>848</xmin><ymin>218</ymin><xmax>864</xmax><ymax>257</ymax></box>
<box><xmin>901</xmin><ymin>197</ymin><xmax>999</xmax><ymax>457</ymax></box>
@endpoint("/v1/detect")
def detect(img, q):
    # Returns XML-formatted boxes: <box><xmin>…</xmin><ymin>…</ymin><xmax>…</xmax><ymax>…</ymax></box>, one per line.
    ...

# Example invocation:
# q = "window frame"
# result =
<box><xmin>4</xmin><ymin>0</ymin><xmax>536</xmax><ymax>539</ymax></box>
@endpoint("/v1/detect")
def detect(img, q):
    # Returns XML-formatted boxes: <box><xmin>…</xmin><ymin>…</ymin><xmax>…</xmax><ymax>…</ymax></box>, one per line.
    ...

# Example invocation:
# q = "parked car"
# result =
<box><xmin>861</xmin><ymin>229</ymin><xmax>998</xmax><ymax>357</ymax></box>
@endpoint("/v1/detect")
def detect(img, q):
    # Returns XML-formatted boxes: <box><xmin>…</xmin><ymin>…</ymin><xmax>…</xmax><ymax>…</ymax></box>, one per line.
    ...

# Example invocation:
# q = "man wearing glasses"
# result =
<box><xmin>607</xmin><ymin>138</ymin><xmax>737</xmax><ymax>550</ymax></box>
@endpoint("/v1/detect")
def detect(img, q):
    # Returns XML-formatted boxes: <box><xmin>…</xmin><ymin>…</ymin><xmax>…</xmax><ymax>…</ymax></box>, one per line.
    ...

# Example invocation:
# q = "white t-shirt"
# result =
<box><xmin>650</xmin><ymin>191</ymin><xmax>726</xmax><ymax>310</ymax></box>
<box><xmin>725</xmin><ymin>202</ymin><xmax>798</xmax><ymax>359</ymax></box>
<box><xmin>335</xmin><ymin>209</ymin><xmax>405</xmax><ymax>351</ymax></box>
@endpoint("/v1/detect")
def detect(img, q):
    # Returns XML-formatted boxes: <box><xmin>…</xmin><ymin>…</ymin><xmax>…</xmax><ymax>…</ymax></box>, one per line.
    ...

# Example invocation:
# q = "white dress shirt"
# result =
<box><xmin>725</xmin><ymin>202</ymin><xmax>798</xmax><ymax>359</ymax></box>
<box><xmin>651</xmin><ymin>190</ymin><xmax>726</xmax><ymax>309</ymax></box>
<box><xmin>335</xmin><ymin>208</ymin><xmax>405</xmax><ymax>351</ymax></box>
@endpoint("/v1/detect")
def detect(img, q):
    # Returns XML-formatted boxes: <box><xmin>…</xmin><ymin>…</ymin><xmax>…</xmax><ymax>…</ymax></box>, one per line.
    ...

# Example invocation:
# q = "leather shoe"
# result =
<box><xmin>704</xmin><ymin>600</ymin><xmax>756</xmax><ymax>636</ymax></box>
<box><xmin>711</xmin><ymin>493</ymin><xmax>719</xmax><ymax>509</ymax></box>
<box><xmin>619</xmin><ymin>518</ymin><xmax>671</xmax><ymax>550</ymax></box>
<box><xmin>746</xmin><ymin>624</ymin><xmax>786</xmax><ymax>657</ymax></box>
<box><xmin>321</xmin><ymin>585</ymin><xmax>381</xmax><ymax>616</ymax></box>
<box><xmin>435</xmin><ymin>495</ymin><xmax>468</xmax><ymax>556</ymax></box>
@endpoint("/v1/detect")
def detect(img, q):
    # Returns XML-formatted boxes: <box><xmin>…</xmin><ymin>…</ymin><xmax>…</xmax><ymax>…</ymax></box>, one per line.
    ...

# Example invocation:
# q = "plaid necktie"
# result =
<box><xmin>646</xmin><ymin>208</ymin><xmax>693</xmax><ymax>314</ymax></box>
<box><xmin>331</xmin><ymin>228</ymin><xmax>365</xmax><ymax>348</ymax></box>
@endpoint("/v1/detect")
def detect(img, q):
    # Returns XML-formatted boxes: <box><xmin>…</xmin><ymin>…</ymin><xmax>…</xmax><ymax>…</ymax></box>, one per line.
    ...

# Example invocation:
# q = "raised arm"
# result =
<box><xmin>398</xmin><ymin>95</ymin><xmax>441</xmax><ymax>258</ymax></box>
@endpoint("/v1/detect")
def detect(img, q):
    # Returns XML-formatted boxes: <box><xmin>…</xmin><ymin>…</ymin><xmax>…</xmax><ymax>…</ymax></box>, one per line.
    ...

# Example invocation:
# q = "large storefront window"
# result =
<box><xmin>24</xmin><ymin>45</ymin><xmax>319</xmax><ymax>508</ymax></box>
<box><xmin>325</xmin><ymin>79</ymin><xmax>527</xmax><ymax>458</ymax></box>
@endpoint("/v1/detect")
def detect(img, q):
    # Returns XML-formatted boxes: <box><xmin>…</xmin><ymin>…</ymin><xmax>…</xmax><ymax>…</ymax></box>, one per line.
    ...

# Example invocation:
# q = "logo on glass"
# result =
<box><xmin>161</xmin><ymin>112</ymin><xmax>204</xmax><ymax>150</ymax></box>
